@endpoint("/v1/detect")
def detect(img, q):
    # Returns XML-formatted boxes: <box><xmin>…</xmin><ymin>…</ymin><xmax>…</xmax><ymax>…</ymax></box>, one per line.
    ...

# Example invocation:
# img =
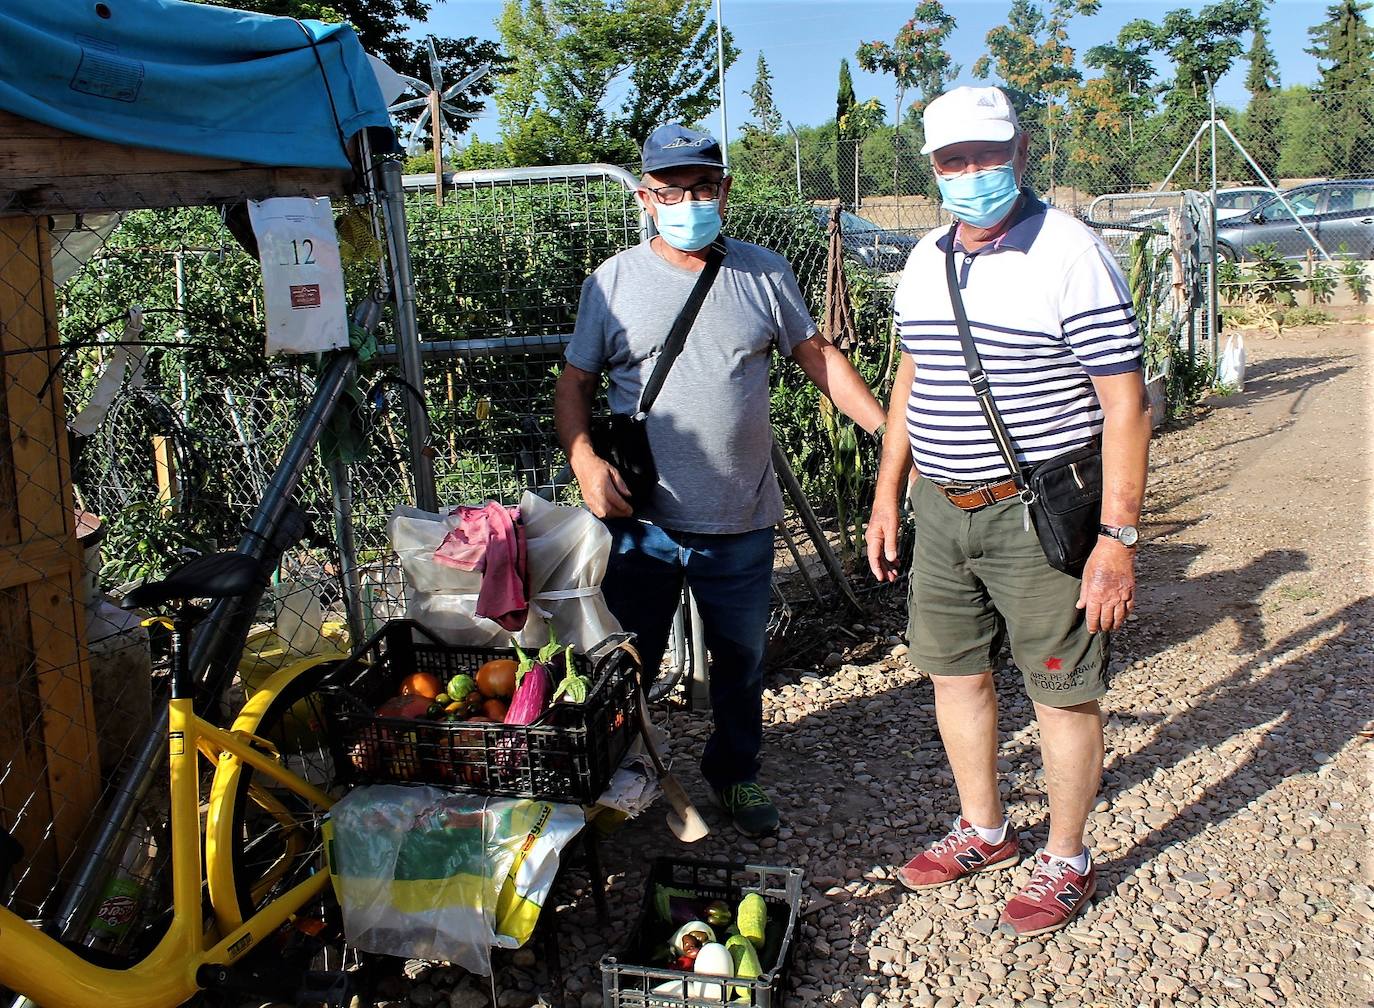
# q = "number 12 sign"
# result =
<box><xmin>247</xmin><ymin>197</ymin><xmax>350</xmax><ymax>355</ymax></box>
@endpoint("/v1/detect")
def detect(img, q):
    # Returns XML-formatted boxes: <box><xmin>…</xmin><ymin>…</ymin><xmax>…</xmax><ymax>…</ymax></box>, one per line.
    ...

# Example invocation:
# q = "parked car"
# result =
<box><xmin>1127</xmin><ymin>186</ymin><xmax>1272</xmax><ymax>228</ymax></box>
<box><xmin>1215</xmin><ymin>179</ymin><xmax>1374</xmax><ymax>261</ymax></box>
<box><xmin>811</xmin><ymin>207</ymin><xmax>923</xmax><ymax>273</ymax></box>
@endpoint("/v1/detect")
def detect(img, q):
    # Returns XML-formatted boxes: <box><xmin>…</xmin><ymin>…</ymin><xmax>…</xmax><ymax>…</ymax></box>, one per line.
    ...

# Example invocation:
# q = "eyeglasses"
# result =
<box><xmin>933</xmin><ymin>146</ymin><xmax>1015</xmax><ymax>174</ymax></box>
<box><xmin>642</xmin><ymin>181</ymin><xmax>723</xmax><ymax>204</ymax></box>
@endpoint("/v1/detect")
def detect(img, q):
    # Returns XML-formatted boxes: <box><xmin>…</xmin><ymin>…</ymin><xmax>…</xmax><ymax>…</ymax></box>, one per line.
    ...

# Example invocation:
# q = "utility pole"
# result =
<box><xmin>786</xmin><ymin>121</ymin><xmax>801</xmax><ymax>197</ymax></box>
<box><xmin>1207</xmin><ymin>74</ymin><xmax>1219</xmax><ymax>367</ymax></box>
<box><xmin>715</xmin><ymin>0</ymin><xmax>729</xmax><ymax>167</ymax></box>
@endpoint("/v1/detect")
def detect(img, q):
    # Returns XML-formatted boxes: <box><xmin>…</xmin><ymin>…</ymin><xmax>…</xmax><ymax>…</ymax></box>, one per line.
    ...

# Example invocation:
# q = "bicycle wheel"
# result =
<box><xmin>204</xmin><ymin>656</ymin><xmax>351</xmax><ymax>978</ymax></box>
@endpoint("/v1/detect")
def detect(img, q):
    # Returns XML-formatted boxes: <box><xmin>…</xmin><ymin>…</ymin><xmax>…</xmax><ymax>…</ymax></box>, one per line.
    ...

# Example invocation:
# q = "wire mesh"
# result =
<box><xmin>0</xmin><ymin>184</ymin><xmax>403</xmax><ymax>931</ymax></box>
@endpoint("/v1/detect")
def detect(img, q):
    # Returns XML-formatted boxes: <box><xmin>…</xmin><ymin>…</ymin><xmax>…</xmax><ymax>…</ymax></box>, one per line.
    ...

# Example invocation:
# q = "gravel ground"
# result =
<box><xmin>321</xmin><ymin>319</ymin><xmax>1373</xmax><ymax>1008</ymax></box>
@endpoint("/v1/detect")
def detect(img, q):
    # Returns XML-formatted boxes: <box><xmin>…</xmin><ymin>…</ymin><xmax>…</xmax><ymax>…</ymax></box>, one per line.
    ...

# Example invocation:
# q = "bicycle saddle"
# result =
<box><xmin>121</xmin><ymin>552</ymin><xmax>265</xmax><ymax>610</ymax></box>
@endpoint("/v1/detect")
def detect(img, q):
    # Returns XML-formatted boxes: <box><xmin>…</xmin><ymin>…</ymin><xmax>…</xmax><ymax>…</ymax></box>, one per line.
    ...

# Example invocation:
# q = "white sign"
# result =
<box><xmin>247</xmin><ymin>197</ymin><xmax>349</xmax><ymax>356</ymax></box>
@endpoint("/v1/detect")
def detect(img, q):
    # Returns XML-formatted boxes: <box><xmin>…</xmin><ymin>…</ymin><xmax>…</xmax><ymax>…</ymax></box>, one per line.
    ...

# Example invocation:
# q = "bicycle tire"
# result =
<box><xmin>204</xmin><ymin>656</ymin><xmax>349</xmax><ymax>979</ymax></box>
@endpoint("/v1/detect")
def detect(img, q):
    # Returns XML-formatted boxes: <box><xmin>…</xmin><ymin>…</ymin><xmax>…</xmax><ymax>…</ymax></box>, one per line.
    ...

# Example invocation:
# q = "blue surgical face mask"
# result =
<box><xmin>654</xmin><ymin>198</ymin><xmax>722</xmax><ymax>251</ymax></box>
<box><xmin>935</xmin><ymin>164</ymin><xmax>1021</xmax><ymax>229</ymax></box>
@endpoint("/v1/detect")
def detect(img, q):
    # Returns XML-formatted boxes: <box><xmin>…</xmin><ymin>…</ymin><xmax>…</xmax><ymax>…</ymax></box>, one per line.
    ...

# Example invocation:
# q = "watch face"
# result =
<box><xmin>1118</xmin><ymin>525</ymin><xmax>1139</xmax><ymax>547</ymax></box>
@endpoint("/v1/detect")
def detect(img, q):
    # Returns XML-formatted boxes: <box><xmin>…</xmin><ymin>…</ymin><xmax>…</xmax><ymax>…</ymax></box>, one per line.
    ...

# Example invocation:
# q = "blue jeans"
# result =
<box><xmin>600</xmin><ymin>519</ymin><xmax>775</xmax><ymax>790</ymax></box>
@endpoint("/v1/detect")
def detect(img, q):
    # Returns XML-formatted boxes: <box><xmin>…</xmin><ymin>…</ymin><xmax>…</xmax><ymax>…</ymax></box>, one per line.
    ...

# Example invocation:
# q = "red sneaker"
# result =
<box><xmin>998</xmin><ymin>850</ymin><xmax>1097</xmax><ymax>937</ymax></box>
<box><xmin>897</xmin><ymin>817</ymin><xmax>1020</xmax><ymax>890</ymax></box>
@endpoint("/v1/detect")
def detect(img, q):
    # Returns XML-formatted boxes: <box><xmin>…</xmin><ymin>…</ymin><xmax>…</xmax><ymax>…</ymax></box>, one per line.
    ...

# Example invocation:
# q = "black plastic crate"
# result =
<box><xmin>601</xmin><ymin>859</ymin><xmax>805</xmax><ymax>1008</ymax></box>
<box><xmin>322</xmin><ymin>620</ymin><xmax>640</xmax><ymax>804</ymax></box>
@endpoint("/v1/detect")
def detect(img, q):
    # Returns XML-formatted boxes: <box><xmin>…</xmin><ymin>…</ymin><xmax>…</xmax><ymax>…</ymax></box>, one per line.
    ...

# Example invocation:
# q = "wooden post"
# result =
<box><xmin>430</xmin><ymin>89</ymin><xmax>444</xmax><ymax>208</ymax></box>
<box><xmin>0</xmin><ymin>215</ymin><xmax>100</xmax><ymax>907</ymax></box>
<box><xmin>1306</xmin><ymin>249</ymin><xmax>1316</xmax><ymax>306</ymax></box>
<box><xmin>152</xmin><ymin>434</ymin><xmax>179</xmax><ymax>515</ymax></box>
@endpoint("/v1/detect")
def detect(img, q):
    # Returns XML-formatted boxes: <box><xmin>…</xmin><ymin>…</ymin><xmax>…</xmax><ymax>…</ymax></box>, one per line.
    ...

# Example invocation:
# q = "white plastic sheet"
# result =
<box><xmin>387</xmin><ymin>491</ymin><xmax>621</xmax><ymax>652</ymax></box>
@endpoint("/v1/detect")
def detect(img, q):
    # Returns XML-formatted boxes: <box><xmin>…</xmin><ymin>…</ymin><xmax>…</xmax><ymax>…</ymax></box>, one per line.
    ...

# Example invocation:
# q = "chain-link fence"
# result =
<box><xmin>0</xmin><ymin>177</ymin><xmax>414</xmax><ymax>931</ymax></box>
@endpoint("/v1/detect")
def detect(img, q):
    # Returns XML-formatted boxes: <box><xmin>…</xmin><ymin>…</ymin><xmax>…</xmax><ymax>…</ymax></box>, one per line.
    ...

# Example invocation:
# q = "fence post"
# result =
<box><xmin>376</xmin><ymin>154</ymin><xmax>438</xmax><ymax>512</ymax></box>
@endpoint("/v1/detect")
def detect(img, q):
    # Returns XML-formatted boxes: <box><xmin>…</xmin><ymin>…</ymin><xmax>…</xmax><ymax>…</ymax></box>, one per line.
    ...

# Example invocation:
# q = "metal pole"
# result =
<box><xmin>173</xmin><ymin>251</ymin><xmax>189</xmax><ymax>424</ymax></box>
<box><xmin>786</xmin><ymin>121</ymin><xmax>801</xmax><ymax>197</ymax></box>
<box><xmin>1207</xmin><ymin>76</ymin><xmax>1219</xmax><ymax>368</ymax></box>
<box><xmin>715</xmin><ymin>0</ymin><xmax>728</xmax><ymax>166</ymax></box>
<box><xmin>376</xmin><ymin>154</ymin><xmax>438</xmax><ymax>512</ymax></box>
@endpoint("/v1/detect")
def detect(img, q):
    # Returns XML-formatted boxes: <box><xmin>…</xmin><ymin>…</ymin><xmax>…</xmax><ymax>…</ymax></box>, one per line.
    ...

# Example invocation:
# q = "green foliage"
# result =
<box><xmin>1281</xmin><ymin>306</ymin><xmax>1334</xmax><ymax>326</ymax></box>
<box><xmin>495</xmin><ymin>0</ymin><xmax>737</xmax><ymax>165</ymax></box>
<box><xmin>857</xmin><ymin>1</ymin><xmax>960</xmax><ymax>121</ymax></box>
<box><xmin>1306</xmin><ymin>263</ymin><xmax>1338</xmax><ymax>304</ymax></box>
<box><xmin>1242</xmin><ymin>11</ymin><xmax>1282</xmax><ymax>184</ymax></box>
<box><xmin>1117</xmin><ymin>0</ymin><xmax>1254</xmax><ymax>180</ymax></box>
<box><xmin>1306</xmin><ymin>0</ymin><xmax>1374</xmax><ymax>176</ymax></box>
<box><xmin>746</xmin><ymin>53</ymin><xmax>783</xmax><ymax>137</ymax></box>
<box><xmin>1339</xmin><ymin>258</ymin><xmax>1371</xmax><ymax>302</ymax></box>
<box><xmin>1245</xmin><ymin>242</ymin><xmax>1300</xmax><ymax>306</ymax></box>
<box><xmin>1275</xmin><ymin>86</ymin><xmax>1332</xmax><ymax>178</ymax></box>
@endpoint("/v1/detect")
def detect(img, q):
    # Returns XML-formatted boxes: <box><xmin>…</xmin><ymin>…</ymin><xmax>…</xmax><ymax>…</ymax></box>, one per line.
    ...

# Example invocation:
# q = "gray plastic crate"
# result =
<box><xmin>600</xmin><ymin>859</ymin><xmax>805</xmax><ymax>1008</ymax></box>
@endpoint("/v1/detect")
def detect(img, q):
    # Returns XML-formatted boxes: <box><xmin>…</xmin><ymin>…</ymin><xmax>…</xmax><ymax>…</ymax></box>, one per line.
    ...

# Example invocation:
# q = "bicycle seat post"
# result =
<box><xmin>165</xmin><ymin>604</ymin><xmax>204</xmax><ymax>701</ymax></box>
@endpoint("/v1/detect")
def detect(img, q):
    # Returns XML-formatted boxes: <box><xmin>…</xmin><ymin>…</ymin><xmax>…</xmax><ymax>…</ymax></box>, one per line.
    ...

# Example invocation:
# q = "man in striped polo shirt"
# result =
<box><xmin>865</xmin><ymin>85</ymin><xmax>1152</xmax><ymax>937</ymax></box>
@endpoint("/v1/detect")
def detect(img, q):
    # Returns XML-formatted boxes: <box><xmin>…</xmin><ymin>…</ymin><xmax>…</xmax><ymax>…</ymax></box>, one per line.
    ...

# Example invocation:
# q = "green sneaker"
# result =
<box><xmin>715</xmin><ymin>782</ymin><xmax>780</xmax><ymax>837</ymax></box>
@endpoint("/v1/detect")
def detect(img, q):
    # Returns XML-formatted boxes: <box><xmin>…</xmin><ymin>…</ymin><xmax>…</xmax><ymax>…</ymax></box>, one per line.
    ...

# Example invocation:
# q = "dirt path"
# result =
<box><xmin>361</xmin><ymin>319</ymin><xmax>1373</xmax><ymax>1008</ymax></box>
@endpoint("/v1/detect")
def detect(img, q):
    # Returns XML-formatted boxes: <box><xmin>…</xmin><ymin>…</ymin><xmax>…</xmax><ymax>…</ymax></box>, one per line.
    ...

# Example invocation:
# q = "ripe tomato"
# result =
<box><xmin>399</xmin><ymin>672</ymin><xmax>443</xmax><ymax>699</ymax></box>
<box><xmin>475</xmin><ymin>658</ymin><xmax>518</xmax><ymax>699</ymax></box>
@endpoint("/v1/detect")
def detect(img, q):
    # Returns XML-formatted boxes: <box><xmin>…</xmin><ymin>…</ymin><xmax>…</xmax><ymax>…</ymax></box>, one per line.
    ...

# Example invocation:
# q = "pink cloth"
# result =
<box><xmin>434</xmin><ymin>502</ymin><xmax>529</xmax><ymax>631</ymax></box>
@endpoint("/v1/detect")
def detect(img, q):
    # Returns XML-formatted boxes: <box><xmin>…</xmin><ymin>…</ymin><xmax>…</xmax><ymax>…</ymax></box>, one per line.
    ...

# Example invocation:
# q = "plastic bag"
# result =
<box><xmin>387</xmin><ymin>491</ymin><xmax>621</xmax><ymax>651</ymax></box>
<box><xmin>246</xmin><ymin>197</ymin><xmax>349</xmax><ymax>356</ymax></box>
<box><xmin>326</xmin><ymin>786</ymin><xmax>584</xmax><ymax>974</ymax></box>
<box><xmin>1218</xmin><ymin>332</ymin><xmax>1246</xmax><ymax>390</ymax></box>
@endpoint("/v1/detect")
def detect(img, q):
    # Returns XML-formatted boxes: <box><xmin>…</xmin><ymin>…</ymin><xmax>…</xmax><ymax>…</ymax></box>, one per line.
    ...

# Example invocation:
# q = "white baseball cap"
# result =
<box><xmin>920</xmin><ymin>86</ymin><xmax>1019</xmax><ymax>155</ymax></box>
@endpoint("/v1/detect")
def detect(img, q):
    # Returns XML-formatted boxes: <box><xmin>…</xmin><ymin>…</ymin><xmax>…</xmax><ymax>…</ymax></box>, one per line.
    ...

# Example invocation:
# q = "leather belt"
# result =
<box><xmin>937</xmin><ymin>475</ymin><xmax>1022</xmax><ymax>511</ymax></box>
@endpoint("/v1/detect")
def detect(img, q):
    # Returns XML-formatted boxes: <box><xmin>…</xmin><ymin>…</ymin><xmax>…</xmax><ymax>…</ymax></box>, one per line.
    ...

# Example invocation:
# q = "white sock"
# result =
<box><xmin>969</xmin><ymin>818</ymin><xmax>1009</xmax><ymax>845</ymax></box>
<box><xmin>1047</xmin><ymin>848</ymin><xmax>1091</xmax><ymax>874</ymax></box>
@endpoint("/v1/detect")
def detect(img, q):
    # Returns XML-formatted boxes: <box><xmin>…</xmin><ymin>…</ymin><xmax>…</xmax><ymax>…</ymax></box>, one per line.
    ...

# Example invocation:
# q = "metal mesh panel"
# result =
<box><xmin>0</xmin><ymin>185</ymin><xmax>399</xmax><ymax>928</ymax></box>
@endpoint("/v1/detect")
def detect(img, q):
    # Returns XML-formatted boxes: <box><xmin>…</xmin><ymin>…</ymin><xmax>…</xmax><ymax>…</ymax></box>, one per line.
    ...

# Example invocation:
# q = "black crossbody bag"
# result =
<box><xmin>944</xmin><ymin>227</ymin><xmax>1103</xmax><ymax>578</ymax></box>
<box><xmin>588</xmin><ymin>240</ymin><xmax>725</xmax><ymax>505</ymax></box>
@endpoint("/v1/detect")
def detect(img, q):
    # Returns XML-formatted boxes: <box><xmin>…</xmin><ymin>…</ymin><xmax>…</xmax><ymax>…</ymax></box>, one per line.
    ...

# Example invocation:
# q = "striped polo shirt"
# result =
<box><xmin>894</xmin><ymin>192</ymin><xmax>1141</xmax><ymax>484</ymax></box>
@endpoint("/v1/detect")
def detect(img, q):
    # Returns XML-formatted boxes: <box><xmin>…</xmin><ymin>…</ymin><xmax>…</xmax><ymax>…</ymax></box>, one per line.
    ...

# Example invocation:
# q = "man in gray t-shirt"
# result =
<box><xmin>555</xmin><ymin>123</ymin><xmax>885</xmax><ymax>837</ymax></box>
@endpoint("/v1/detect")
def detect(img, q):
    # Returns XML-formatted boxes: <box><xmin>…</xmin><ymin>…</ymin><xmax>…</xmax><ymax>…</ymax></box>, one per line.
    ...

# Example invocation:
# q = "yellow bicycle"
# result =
<box><xmin>0</xmin><ymin>551</ymin><xmax>350</xmax><ymax>1008</ymax></box>
<box><xmin>1</xmin><ymin>349</ymin><xmax>368</xmax><ymax>1008</ymax></box>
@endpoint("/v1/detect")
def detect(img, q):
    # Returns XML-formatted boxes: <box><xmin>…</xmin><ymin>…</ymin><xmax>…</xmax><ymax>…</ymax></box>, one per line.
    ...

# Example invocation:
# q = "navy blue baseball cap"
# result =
<box><xmin>641</xmin><ymin>123</ymin><xmax>726</xmax><ymax>174</ymax></box>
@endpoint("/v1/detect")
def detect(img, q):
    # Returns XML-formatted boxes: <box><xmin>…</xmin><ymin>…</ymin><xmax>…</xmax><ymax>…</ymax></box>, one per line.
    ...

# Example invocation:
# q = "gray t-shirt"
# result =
<box><xmin>566</xmin><ymin>236</ymin><xmax>817</xmax><ymax>534</ymax></box>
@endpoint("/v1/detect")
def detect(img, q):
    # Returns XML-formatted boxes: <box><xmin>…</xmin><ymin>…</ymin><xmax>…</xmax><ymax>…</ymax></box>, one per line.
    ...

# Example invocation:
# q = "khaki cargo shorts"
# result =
<box><xmin>905</xmin><ymin>476</ymin><xmax>1109</xmax><ymax>708</ymax></box>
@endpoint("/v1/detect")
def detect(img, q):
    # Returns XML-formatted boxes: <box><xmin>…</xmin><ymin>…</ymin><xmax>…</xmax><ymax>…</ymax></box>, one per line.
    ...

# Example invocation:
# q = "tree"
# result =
<box><xmin>746</xmin><ymin>53</ymin><xmax>782</xmax><ymax>136</ymax></box>
<box><xmin>973</xmin><ymin>0</ymin><xmax>1100</xmax><ymax>192</ymax></box>
<box><xmin>836</xmin><ymin>59</ymin><xmax>858</xmax><ymax>206</ymax></box>
<box><xmin>1274</xmin><ymin>86</ymin><xmax>1331</xmax><ymax>179</ymax></box>
<box><xmin>1306</xmin><ymin>0</ymin><xmax>1374</xmax><ymax>175</ymax></box>
<box><xmin>495</xmin><ymin>0</ymin><xmax>737</xmax><ymax>166</ymax></box>
<box><xmin>856</xmin><ymin>1</ymin><xmax>960</xmax><ymax>124</ymax></box>
<box><xmin>208</xmin><ymin>0</ymin><xmax>436</xmax><ymax>67</ymax></box>
<box><xmin>857</xmin><ymin>1</ymin><xmax>958</xmax><ymax>198</ymax></box>
<box><xmin>1117</xmin><ymin>1</ymin><xmax>1256</xmax><ymax>180</ymax></box>
<box><xmin>738</xmin><ymin>53</ymin><xmax>790</xmax><ymax>193</ymax></box>
<box><xmin>1242</xmin><ymin>4</ymin><xmax>1282</xmax><ymax>184</ymax></box>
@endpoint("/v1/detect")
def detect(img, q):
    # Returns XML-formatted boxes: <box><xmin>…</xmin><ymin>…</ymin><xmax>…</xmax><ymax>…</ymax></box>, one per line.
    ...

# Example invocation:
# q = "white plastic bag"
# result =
<box><xmin>386</xmin><ymin>491</ymin><xmax>621</xmax><ymax>652</ymax></box>
<box><xmin>1218</xmin><ymin>332</ymin><xmax>1246</xmax><ymax>390</ymax></box>
<box><xmin>325</xmin><ymin>786</ymin><xmax>584</xmax><ymax>974</ymax></box>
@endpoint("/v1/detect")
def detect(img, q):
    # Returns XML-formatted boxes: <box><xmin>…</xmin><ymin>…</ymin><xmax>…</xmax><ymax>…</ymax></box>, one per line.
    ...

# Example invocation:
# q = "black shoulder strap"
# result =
<box><xmin>635</xmin><ymin>239</ymin><xmax>726</xmax><ymax>418</ymax></box>
<box><xmin>944</xmin><ymin>226</ymin><xmax>1026</xmax><ymax>489</ymax></box>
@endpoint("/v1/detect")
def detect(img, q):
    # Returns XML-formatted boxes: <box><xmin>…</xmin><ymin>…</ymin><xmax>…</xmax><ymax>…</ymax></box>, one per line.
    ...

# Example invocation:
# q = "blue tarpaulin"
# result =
<box><xmin>0</xmin><ymin>0</ymin><xmax>392</xmax><ymax>171</ymax></box>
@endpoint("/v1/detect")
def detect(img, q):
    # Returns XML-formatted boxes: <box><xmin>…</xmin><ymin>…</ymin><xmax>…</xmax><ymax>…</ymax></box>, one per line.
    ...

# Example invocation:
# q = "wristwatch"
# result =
<box><xmin>1099</xmin><ymin>523</ymin><xmax>1139</xmax><ymax>547</ymax></box>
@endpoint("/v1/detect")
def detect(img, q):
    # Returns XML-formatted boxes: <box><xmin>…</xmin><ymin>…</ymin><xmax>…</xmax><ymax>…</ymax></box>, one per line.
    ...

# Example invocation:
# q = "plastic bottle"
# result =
<box><xmin>82</xmin><ymin>813</ymin><xmax>158</xmax><ymax>954</ymax></box>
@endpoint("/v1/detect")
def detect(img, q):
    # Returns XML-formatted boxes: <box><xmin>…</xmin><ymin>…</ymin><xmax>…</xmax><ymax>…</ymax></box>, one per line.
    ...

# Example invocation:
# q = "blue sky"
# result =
<box><xmin>419</xmin><ymin>0</ymin><xmax>1330</xmax><ymax>142</ymax></box>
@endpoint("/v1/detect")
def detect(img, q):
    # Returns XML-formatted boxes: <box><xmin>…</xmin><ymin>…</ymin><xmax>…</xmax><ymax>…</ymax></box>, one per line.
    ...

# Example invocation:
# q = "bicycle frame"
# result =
<box><xmin>0</xmin><ymin>656</ymin><xmax>343</xmax><ymax>1008</ymax></box>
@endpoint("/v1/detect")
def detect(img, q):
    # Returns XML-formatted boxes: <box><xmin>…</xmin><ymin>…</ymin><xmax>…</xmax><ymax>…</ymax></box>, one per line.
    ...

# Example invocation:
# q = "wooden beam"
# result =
<box><xmin>0</xmin><ymin>110</ymin><xmax>355</xmax><ymax>214</ymax></box>
<box><xmin>0</xmin><ymin>215</ymin><xmax>101</xmax><ymax>873</ymax></box>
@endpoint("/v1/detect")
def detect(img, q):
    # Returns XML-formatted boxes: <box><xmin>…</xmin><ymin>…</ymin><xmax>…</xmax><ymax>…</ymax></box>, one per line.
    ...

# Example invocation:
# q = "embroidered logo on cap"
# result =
<box><xmin>663</xmin><ymin>137</ymin><xmax>711</xmax><ymax>149</ymax></box>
